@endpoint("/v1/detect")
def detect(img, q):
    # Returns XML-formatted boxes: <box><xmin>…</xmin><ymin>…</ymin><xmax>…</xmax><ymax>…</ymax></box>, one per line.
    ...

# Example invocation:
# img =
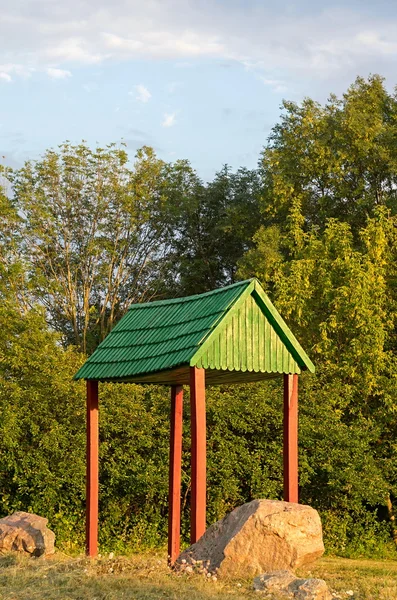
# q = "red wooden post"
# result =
<box><xmin>283</xmin><ymin>374</ymin><xmax>299</xmax><ymax>503</ymax></box>
<box><xmin>86</xmin><ymin>379</ymin><xmax>99</xmax><ymax>557</ymax></box>
<box><xmin>168</xmin><ymin>385</ymin><xmax>184</xmax><ymax>564</ymax></box>
<box><xmin>190</xmin><ymin>367</ymin><xmax>206</xmax><ymax>544</ymax></box>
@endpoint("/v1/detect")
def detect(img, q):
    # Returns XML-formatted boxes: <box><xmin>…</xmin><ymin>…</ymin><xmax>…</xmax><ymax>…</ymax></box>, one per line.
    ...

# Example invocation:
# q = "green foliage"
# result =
<box><xmin>5</xmin><ymin>145</ymin><xmax>262</xmax><ymax>350</ymax></box>
<box><xmin>9</xmin><ymin>143</ymin><xmax>171</xmax><ymax>352</ymax></box>
<box><xmin>321</xmin><ymin>509</ymin><xmax>394</xmax><ymax>558</ymax></box>
<box><xmin>0</xmin><ymin>301</ymin><xmax>86</xmax><ymax>546</ymax></box>
<box><xmin>260</xmin><ymin>75</ymin><xmax>397</xmax><ymax>237</ymax></box>
<box><xmin>161</xmin><ymin>164</ymin><xmax>261</xmax><ymax>296</ymax></box>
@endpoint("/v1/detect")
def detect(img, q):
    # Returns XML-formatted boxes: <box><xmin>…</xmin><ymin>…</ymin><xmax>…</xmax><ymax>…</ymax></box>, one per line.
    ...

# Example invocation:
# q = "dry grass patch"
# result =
<box><xmin>1</xmin><ymin>552</ymin><xmax>397</xmax><ymax>600</ymax></box>
<box><xmin>298</xmin><ymin>557</ymin><xmax>397</xmax><ymax>600</ymax></box>
<box><xmin>0</xmin><ymin>552</ymin><xmax>255</xmax><ymax>600</ymax></box>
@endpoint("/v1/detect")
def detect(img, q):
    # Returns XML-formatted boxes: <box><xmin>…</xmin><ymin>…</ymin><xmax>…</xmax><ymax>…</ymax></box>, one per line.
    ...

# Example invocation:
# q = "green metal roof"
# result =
<box><xmin>74</xmin><ymin>278</ymin><xmax>314</xmax><ymax>385</ymax></box>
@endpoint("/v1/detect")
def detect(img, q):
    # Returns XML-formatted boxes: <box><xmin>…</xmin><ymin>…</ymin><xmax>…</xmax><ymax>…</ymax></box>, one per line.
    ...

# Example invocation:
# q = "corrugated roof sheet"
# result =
<box><xmin>74</xmin><ymin>278</ymin><xmax>314</xmax><ymax>383</ymax></box>
<box><xmin>74</xmin><ymin>280</ymin><xmax>251</xmax><ymax>381</ymax></box>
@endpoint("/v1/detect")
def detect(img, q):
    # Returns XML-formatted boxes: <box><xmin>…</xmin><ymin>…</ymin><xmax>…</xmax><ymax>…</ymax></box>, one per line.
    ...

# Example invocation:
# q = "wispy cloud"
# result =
<box><xmin>162</xmin><ymin>112</ymin><xmax>177</xmax><ymax>127</ymax></box>
<box><xmin>101</xmin><ymin>30</ymin><xmax>224</xmax><ymax>60</ymax></box>
<box><xmin>131</xmin><ymin>84</ymin><xmax>151</xmax><ymax>103</ymax></box>
<box><xmin>0</xmin><ymin>63</ymin><xmax>34</xmax><ymax>80</ymax></box>
<box><xmin>46</xmin><ymin>67</ymin><xmax>72</xmax><ymax>79</ymax></box>
<box><xmin>260</xmin><ymin>77</ymin><xmax>287</xmax><ymax>93</ymax></box>
<box><xmin>1</xmin><ymin>1</ymin><xmax>397</xmax><ymax>90</ymax></box>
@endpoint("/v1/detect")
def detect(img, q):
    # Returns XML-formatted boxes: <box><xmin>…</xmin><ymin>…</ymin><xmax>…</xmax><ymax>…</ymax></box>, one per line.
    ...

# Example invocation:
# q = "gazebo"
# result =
<box><xmin>74</xmin><ymin>278</ymin><xmax>314</xmax><ymax>562</ymax></box>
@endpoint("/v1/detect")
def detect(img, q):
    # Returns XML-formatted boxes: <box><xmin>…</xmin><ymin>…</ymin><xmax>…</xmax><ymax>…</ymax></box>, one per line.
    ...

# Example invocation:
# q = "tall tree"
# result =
<box><xmin>163</xmin><ymin>164</ymin><xmax>262</xmax><ymax>296</ymax></box>
<box><xmin>260</xmin><ymin>75</ymin><xmax>397</xmax><ymax>237</ymax></box>
<box><xmin>0</xmin><ymin>167</ymin><xmax>28</xmax><ymax>308</ymax></box>
<box><xmin>11</xmin><ymin>143</ymin><xmax>171</xmax><ymax>352</ymax></box>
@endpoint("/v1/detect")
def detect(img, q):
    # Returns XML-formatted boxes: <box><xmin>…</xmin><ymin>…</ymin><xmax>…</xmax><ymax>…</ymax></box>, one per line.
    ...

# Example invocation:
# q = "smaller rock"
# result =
<box><xmin>0</xmin><ymin>511</ymin><xmax>55</xmax><ymax>557</ymax></box>
<box><xmin>254</xmin><ymin>570</ymin><xmax>296</xmax><ymax>593</ymax></box>
<box><xmin>254</xmin><ymin>572</ymin><xmax>331</xmax><ymax>600</ymax></box>
<box><xmin>288</xmin><ymin>578</ymin><xmax>332</xmax><ymax>600</ymax></box>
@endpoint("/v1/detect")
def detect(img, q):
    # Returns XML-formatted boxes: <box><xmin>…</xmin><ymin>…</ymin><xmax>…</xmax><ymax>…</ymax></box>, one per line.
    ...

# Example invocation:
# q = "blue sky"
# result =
<box><xmin>1</xmin><ymin>0</ymin><xmax>397</xmax><ymax>181</ymax></box>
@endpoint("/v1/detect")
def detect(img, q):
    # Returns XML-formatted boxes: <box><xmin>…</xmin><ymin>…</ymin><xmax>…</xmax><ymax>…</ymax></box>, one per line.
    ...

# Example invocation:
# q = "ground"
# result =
<box><xmin>0</xmin><ymin>552</ymin><xmax>396</xmax><ymax>600</ymax></box>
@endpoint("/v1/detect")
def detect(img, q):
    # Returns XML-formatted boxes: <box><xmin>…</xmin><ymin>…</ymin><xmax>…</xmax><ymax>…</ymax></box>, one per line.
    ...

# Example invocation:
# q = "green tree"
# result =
<box><xmin>260</xmin><ymin>75</ymin><xmax>397</xmax><ymax>237</ymax></box>
<box><xmin>10</xmin><ymin>143</ymin><xmax>171</xmax><ymax>352</ymax></box>
<box><xmin>163</xmin><ymin>164</ymin><xmax>262</xmax><ymax>296</ymax></box>
<box><xmin>0</xmin><ymin>299</ymin><xmax>87</xmax><ymax>545</ymax></box>
<box><xmin>0</xmin><ymin>168</ymin><xmax>28</xmax><ymax>307</ymax></box>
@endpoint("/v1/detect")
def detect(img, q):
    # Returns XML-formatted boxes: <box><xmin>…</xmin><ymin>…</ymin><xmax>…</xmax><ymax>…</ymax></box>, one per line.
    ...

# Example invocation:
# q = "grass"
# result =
<box><xmin>0</xmin><ymin>551</ymin><xmax>255</xmax><ymax>600</ymax></box>
<box><xmin>0</xmin><ymin>552</ymin><xmax>397</xmax><ymax>600</ymax></box>
<box><xmin>298</xmin><ymin>557</ymin><xmax>397</xmax><ymax>600</ymax></box>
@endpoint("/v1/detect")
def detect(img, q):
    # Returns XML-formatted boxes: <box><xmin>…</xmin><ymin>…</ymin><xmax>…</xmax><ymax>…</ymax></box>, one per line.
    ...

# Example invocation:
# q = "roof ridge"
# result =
<box><xmin>127</xmin><ymin>279</ymin><xmax>254</xmax><ymax>310</ymax></box>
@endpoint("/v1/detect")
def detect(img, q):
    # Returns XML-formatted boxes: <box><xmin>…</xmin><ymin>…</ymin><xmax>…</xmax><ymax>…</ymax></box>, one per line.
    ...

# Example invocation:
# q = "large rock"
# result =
<box><xmin>177</xmin><ymin>500</ymin><xmax>324</xmax><ymax>578</ymax></box>
<box><xmin>254</xmin><ymin>571</ymin><xmax>332</xmax><ymax>600</ymax></box>
<box><xmin>0</xmin><ymin>511</ymin><xmax>55</xmax><ymax>557</ymax></box>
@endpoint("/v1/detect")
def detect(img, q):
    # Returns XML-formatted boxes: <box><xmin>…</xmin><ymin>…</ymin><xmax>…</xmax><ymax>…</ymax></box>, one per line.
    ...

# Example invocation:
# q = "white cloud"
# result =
<box><xmin>131</xmin><ymin>84</ymin><xmax>151</xmax><ymax>103</ymax></box>
<box><xmin>162</xmin><ymin>112</ymin><xmax>177</xmax><ymax>127</ymax></box>
<box><xmin>44</xmin><ymin>37</ymin><xmax>104</xmax><ymax>64</ymax></box>
<box><xmin>102</xmin><ymin>33</ymin><xmax>144</xmax><ymax>53</ymax></box>
<box><xmin>0</xmin><ymin>1</ymin><xmax>397</xmax><ymax>89</ymax></box>
<box><xmin>101</xmin><ymin>30</ymin><xmax>224</xmax><ymax>59</ymax></box>
<box><xmin>0</xmin><ymin>63</ymin><xmax>34</xmax><ymax>79</ymax></box>
<box><xmin>46</xmin><ymin>67</ymin><xmax>72</xmax><ymax>79</ymax></box>
<box><xmin>0</xmin><ymin>72</ymin><xmax>12</xmax><ymax>82</ymax></box>
<box><xmin>355</xmin><ymin>31</ymin><xmax>397</xmax><ymax>55</ymax></box>
<box><xmin>260</xmin><ymin>77</ymin><xmax>287</xmax><ymax>93</ymax></box>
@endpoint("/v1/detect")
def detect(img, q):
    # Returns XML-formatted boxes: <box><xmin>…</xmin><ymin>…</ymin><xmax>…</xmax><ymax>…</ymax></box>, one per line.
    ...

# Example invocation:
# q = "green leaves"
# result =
<box><xmin>9</xmin><ymin>143</ymin><xmax>174</xmax><ymax>352</ymax></box>
<box><xmin>162</xmin><ymin>164</ymin><xmax>261</xmax><ymax>296</ymax></box>
<box><xmin>261</xmin><ymin>75</ymin><xmax>397</xmax><ymax>238</ymax></box>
